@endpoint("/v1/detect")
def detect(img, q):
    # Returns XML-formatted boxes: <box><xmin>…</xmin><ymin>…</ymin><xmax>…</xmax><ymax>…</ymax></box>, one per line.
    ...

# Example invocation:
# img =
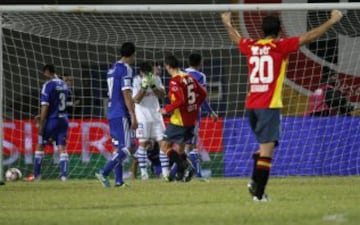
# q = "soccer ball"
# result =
<box><xmin>5</xmin><ymin>168</ymin><xmax>22</xmax><ymax>181</ymax></box>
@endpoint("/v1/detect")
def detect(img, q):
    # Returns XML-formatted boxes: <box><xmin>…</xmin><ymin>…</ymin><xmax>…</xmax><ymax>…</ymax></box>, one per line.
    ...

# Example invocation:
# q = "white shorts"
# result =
<box><xmin>136</xmin><ymin>120</ymin><xmax>165</xmax><ymax>143</ymax></box>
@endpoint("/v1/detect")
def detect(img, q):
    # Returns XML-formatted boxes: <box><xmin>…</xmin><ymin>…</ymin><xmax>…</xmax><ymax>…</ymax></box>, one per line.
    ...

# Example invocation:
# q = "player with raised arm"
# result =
<box><xmin>31</xmin><ymin>64</ymin><xmax>70</xmax><ymax>181</ymax></box>
<box><xmin>185</xmin><ymin>53</ymin><xmax>218</xmax><ymax>179</ymax></box>
<box><xmin>132</xmin><ymin>61</ymin><xmax>167</xmax><ymax>180</ymax></box>
<box><xmin>221</xmin><ymin>10</ymin><xmax>342</xmax><ymax>201</ymax></box>
<box><xmin>95</xmin><ymin>42</ymin><xmax>137</xmax><ymax>188</ymax></box>
<box><xmin>160</xmin><ymin>54</ymin><xmax>207</xmax><ymax>182</ymax></box>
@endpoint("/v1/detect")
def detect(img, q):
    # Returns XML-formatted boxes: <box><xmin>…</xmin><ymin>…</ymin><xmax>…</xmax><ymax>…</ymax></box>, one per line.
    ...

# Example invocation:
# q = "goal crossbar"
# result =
<box><xmin>1</xmin><ymin>3</ymin><xmax>360</xmax><ymax>13</ymax></box>
<box><xmin>1</xmin><ymin>2</ymin><xmax>359</xmax><ymax>180</ymax></box>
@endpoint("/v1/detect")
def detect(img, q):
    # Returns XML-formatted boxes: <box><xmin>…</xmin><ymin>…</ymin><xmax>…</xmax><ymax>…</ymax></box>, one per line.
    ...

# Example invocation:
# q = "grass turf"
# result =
<box><xmin>1</xmin><ymin>177</ymin><xmax>359</xmax><ymax>225</ymax></box>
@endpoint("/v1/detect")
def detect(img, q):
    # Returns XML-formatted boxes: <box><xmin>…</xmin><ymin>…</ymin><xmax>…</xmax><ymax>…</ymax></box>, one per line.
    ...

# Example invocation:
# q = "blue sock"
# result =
<box><xmin>114</xmin><ymin>162</ymin><xmax>123</xmax><ymax>185</ymax></box>
<box><xmin>34</xmin><ymin>151</ymin><xmax>44</xmax><ymax>178</ymax></box>
<box><xmin>102</xmin><ymin>149</ymin><xmax>127</xmax><ymax>176</ymax></box>
<box><xmin>189</xmin><ymin>150</ymin><xmax>202</xmax><ymax>177</ymax></box>
<box><xmin>154</xmin><ymin>165</ymin><xmax>162</xmax><ymax>177</ymax></box>
<box><xmin>59</xmin><ymin>153</ymin><xmax>69</xmax><ymax>177</ymax></box>
<box><xmin>169</xmin><ymin>163</ymin><xmax>178</xmax><ymax>178</ymax></box>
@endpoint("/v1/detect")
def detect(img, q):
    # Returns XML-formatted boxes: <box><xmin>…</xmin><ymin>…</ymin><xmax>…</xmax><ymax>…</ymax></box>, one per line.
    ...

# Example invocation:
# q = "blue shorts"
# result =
<box><xmin>43</xmin><ymin>117</ymin><xmax>69</xmax><ymax>146</ymax></box>
<box><xmin>246</xmin><ymin>109</ymin><xmax>281</xmax><ymax>146</ymax></box>
<box><xmin>109</xmin><ymin>117</ymin><xmax>135</xmax><ymax>149</ymax></box>
<box><xmin>163</xmin><ymin>123</ymin><xmax>195</xmax><ymax>144</ymax></box>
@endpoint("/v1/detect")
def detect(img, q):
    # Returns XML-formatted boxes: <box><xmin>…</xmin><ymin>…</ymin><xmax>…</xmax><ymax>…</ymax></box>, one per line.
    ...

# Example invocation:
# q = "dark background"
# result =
<box><xmin>1</xmin><ymin>0</ymin><xmax>237</xmax><ymax>119</ymax></box>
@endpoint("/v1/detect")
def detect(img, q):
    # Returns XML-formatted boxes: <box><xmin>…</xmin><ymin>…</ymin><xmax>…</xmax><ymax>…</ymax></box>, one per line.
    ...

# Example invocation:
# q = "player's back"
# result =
<box><xmin>41</xmin><ymin>78</ymin><xmax>69</xmax><ymax>119</ymax></box>
<box><xmin>107</xmin><ymin>61</ymin><xmax>133</xmax><ymax>119</ymax></box>
<box><xmin>169</xmin><ymin>73</ymin><xmax>207</xmax><ymax>127</ymax></box>
<box><xmin>185</xmin><ymin>68</ymin><xmax>206</xmax><ymax>87</ymax></box>
<box><xmin>185</xmin><ymin>67</ymin><xmax>211</xmax><ymax>121</ymax></box>
<box><xmin>239</xmin><ymin>37</ymin><xmax>299</xmax><ymax>109</ymax></box>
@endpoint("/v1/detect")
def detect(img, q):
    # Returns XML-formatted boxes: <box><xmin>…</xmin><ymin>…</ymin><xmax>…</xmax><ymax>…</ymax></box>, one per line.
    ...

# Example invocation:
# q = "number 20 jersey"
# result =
<box><xmin>239</xmin><ymin>37</ymin><xmax>299</xmax><ymax>109</ymax></box>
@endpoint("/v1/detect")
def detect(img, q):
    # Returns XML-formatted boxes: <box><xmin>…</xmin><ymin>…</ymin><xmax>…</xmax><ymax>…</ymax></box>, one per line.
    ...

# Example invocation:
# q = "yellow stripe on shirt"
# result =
<box><xmin>169</xmin><ymin>93</ymin><xmax>184</xmax><ymax>126</ymax></box>
<box><xmin>270</xmin><ymin>59</ymin><xmax>287</xmax><ymax>108</ymax></box>
<box><xmin>170</xmin><ymin>109</ymin><xmax>184</xmax><ymax>126</ymax></box>
<box><xmin>255</xmin><ymin>39</ymin><xmax>277</xmax><ymax>48</ymax></box>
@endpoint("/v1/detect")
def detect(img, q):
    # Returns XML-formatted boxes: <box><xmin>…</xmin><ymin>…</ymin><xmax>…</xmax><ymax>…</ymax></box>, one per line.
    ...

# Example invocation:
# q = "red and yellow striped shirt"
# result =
<box><xmin>239</xmin><ymin>37</ymin><xmax>299</xmax><ymax>109</ymax></box>
<box><xmin>164</xmin><ymin>73</ymin><xmax>207</xmax><ymax>127</ymax></box>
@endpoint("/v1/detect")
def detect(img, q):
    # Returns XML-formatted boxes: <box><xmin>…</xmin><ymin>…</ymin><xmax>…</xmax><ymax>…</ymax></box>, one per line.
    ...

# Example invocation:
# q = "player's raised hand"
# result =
<box><xmin>221</xmin><ymin>12</ymin><xmax>232</xmax><ymax>25</ymax></box>
<box><xmin>330</xmin><ymin>9</ymin><xmax>343</xmax><ymax>24</ymax></box>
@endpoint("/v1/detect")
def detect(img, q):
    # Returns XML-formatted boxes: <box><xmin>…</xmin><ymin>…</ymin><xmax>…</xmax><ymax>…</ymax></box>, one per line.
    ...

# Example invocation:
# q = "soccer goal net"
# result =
<box><xmin>0</xmin><ymin>3</ymin><xmax>359</xmax><ymax>181</ymax></box>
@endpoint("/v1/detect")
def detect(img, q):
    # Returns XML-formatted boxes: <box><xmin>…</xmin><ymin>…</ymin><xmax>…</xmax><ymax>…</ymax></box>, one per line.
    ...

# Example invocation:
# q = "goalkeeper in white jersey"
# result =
<box><xmin>132</xmin><ymin>61</ymin><xmax>168</xmax><ymax>179</ymax></box>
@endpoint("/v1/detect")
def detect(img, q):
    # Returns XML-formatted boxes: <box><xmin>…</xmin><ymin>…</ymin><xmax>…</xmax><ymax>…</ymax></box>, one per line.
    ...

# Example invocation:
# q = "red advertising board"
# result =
<box><xmin>3</xmin><ymin>118</ymin><xmax>223</xmax><ymax>156</ymax></box>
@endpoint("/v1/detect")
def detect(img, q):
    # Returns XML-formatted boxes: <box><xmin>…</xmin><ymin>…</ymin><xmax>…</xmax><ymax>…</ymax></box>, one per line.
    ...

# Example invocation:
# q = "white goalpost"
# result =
<box><xmin>0</xmin><ymin>3</ymin><xmax>359</xmax><ymax>182</ymax></box>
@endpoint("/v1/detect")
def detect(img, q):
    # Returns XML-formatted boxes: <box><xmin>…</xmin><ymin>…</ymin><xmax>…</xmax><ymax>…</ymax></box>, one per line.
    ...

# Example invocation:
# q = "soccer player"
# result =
<box><xmin>32</xmin><ymin>64</ymin><xmax>70</xmax><ymax>181</ymax></box>
<box><xmin>185</xmin><ymin>53</ymin><xmax>218</xmax><ymax>178</ymax></box>
<box><xmin>131</xmin><ymin>140</ymin><xmax>162</xmax><ymax>179</ymax></box>
<box><xmin>160</xmin><ymin>54</ymin><xmax>207</xmax><ymax>182</ymax></box>
<box><xmin>221</xmin><ymin>10</ymin><xmax>343</xmax><ymax>201</ymax></box>
<box><xmin>95</xmin><ymin>42</ymin><xmax>138</xmax><ymax>188</ymax></box>
<box><xmin>132</xmin><ymin>61</ymin><xmax>167</xmax><ymax>180</ymax></box>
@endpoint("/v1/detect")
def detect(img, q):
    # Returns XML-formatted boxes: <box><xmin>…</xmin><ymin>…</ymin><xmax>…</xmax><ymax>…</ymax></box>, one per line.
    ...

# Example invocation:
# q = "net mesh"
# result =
<box><xmin>2</xmin><ymin>8</ymin><xmax>359</xmax><ymax>179</ymax></box>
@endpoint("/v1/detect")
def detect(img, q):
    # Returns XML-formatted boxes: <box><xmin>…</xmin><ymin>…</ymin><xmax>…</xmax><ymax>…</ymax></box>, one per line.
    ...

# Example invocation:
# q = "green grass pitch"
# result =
<box><xmin>1</xmin><ymin>177</ymin><xmax>359</xmax><ymax>225</ymax></box>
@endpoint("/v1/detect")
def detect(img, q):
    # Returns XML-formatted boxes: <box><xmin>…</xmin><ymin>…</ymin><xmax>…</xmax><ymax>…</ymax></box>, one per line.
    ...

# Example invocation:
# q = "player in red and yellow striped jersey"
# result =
<box><xmin>160</xmin><ymin>54</ymin><xmax>207</xmax><ymax>182</ymax></box>
<box><xmin>222</xmin><ymin>10</ymin><xmax>343</xmax><ymax>201</ymax></box>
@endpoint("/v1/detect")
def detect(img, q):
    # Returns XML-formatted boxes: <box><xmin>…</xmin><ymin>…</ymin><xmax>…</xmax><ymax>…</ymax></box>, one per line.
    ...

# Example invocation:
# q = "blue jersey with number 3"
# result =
<box><xmin>40</xmin><ymin>78</ymin><xmax>69</xmax><ymax>119</ymax></box>
<box><xmin>107</xmin><ymin>60</ymin><xmax>133</xmax><ymax>120</ymax></box>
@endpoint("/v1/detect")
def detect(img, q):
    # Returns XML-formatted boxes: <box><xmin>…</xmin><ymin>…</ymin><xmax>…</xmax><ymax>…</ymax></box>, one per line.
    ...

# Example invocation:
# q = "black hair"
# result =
<box><xmin>164</xmin><ymin>55</ymin><xmax>179</xmax><ymax>69</ymax></box>
<box><xmin>154</xmin><ymin>61</ymin><xmax>162</xmax><ymax>67</ymax></box>
<box><xmin>139</xmin><ymin>61</ymin><xmax>153</xmax><ymax>74</ymax></box>
<box><xmin>188</xmin><ymin>53</ymin><xmax>202</xmax><ymax>67</ymax></box>
<box><xmin>262</xmin><ymin>15</ymin><xmax>281</xmax><ymax>37</ymax></box>
<box><xmin>120</xmin><ymin>42</ymin><xmax>136</xmax><ymax>57</ymax></box>
<box><xmin>42</xmin><ymin>64</ymin><xmax>55</xmax><ymax>74</ymax></box>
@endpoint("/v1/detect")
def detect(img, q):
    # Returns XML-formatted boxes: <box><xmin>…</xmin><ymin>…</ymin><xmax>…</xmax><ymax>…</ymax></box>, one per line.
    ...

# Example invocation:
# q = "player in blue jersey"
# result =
<box><xmin>184</xmin><ymin>53</ymin><xmax>218</xmax><ymax>178</ymax></box>
<box><xmin>32</xmin><ymin>64</ymin><xmax>70</xmax><ymax>181</ymax></box>
<box><xmin>95</xmin><ymin>42</ymin><xmax>138</xmax><ymax>188</ymax></box>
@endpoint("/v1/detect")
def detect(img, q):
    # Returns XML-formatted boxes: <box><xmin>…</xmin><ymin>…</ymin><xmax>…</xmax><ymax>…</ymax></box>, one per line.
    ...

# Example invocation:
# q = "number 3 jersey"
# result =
<box><xmin>164</xmin><ymin>73</ymin><xmax>207</xmax><ymax>127</ymax></box>
<box><xmin>239</xmin><ymin>37</ymin><xmax>299</xmax><ymax>109</ymax></box>
<box><xmin>40</xmin><ymin>77</ymin><xmax>69</xmax><ymax>119</ymax></box>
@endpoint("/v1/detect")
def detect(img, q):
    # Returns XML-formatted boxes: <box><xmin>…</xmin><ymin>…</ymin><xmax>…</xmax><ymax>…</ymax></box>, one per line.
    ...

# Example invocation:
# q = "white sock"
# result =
<box><xmin>159</xmin><ymin>150</ymin><xmax>169</xmax><ymax>177</ymax></box>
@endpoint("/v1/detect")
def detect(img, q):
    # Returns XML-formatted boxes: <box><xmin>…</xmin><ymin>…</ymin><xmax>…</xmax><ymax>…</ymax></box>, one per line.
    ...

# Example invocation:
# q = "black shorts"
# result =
<box><xmin>246</xmin><ymin>108</ymin><xmax>281</xmax><ymax>146</ymax></box>
<box><xmin>163</xmin><ymin>123</ymin><xmax>195</xmax><ymax>144</ymax></box>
